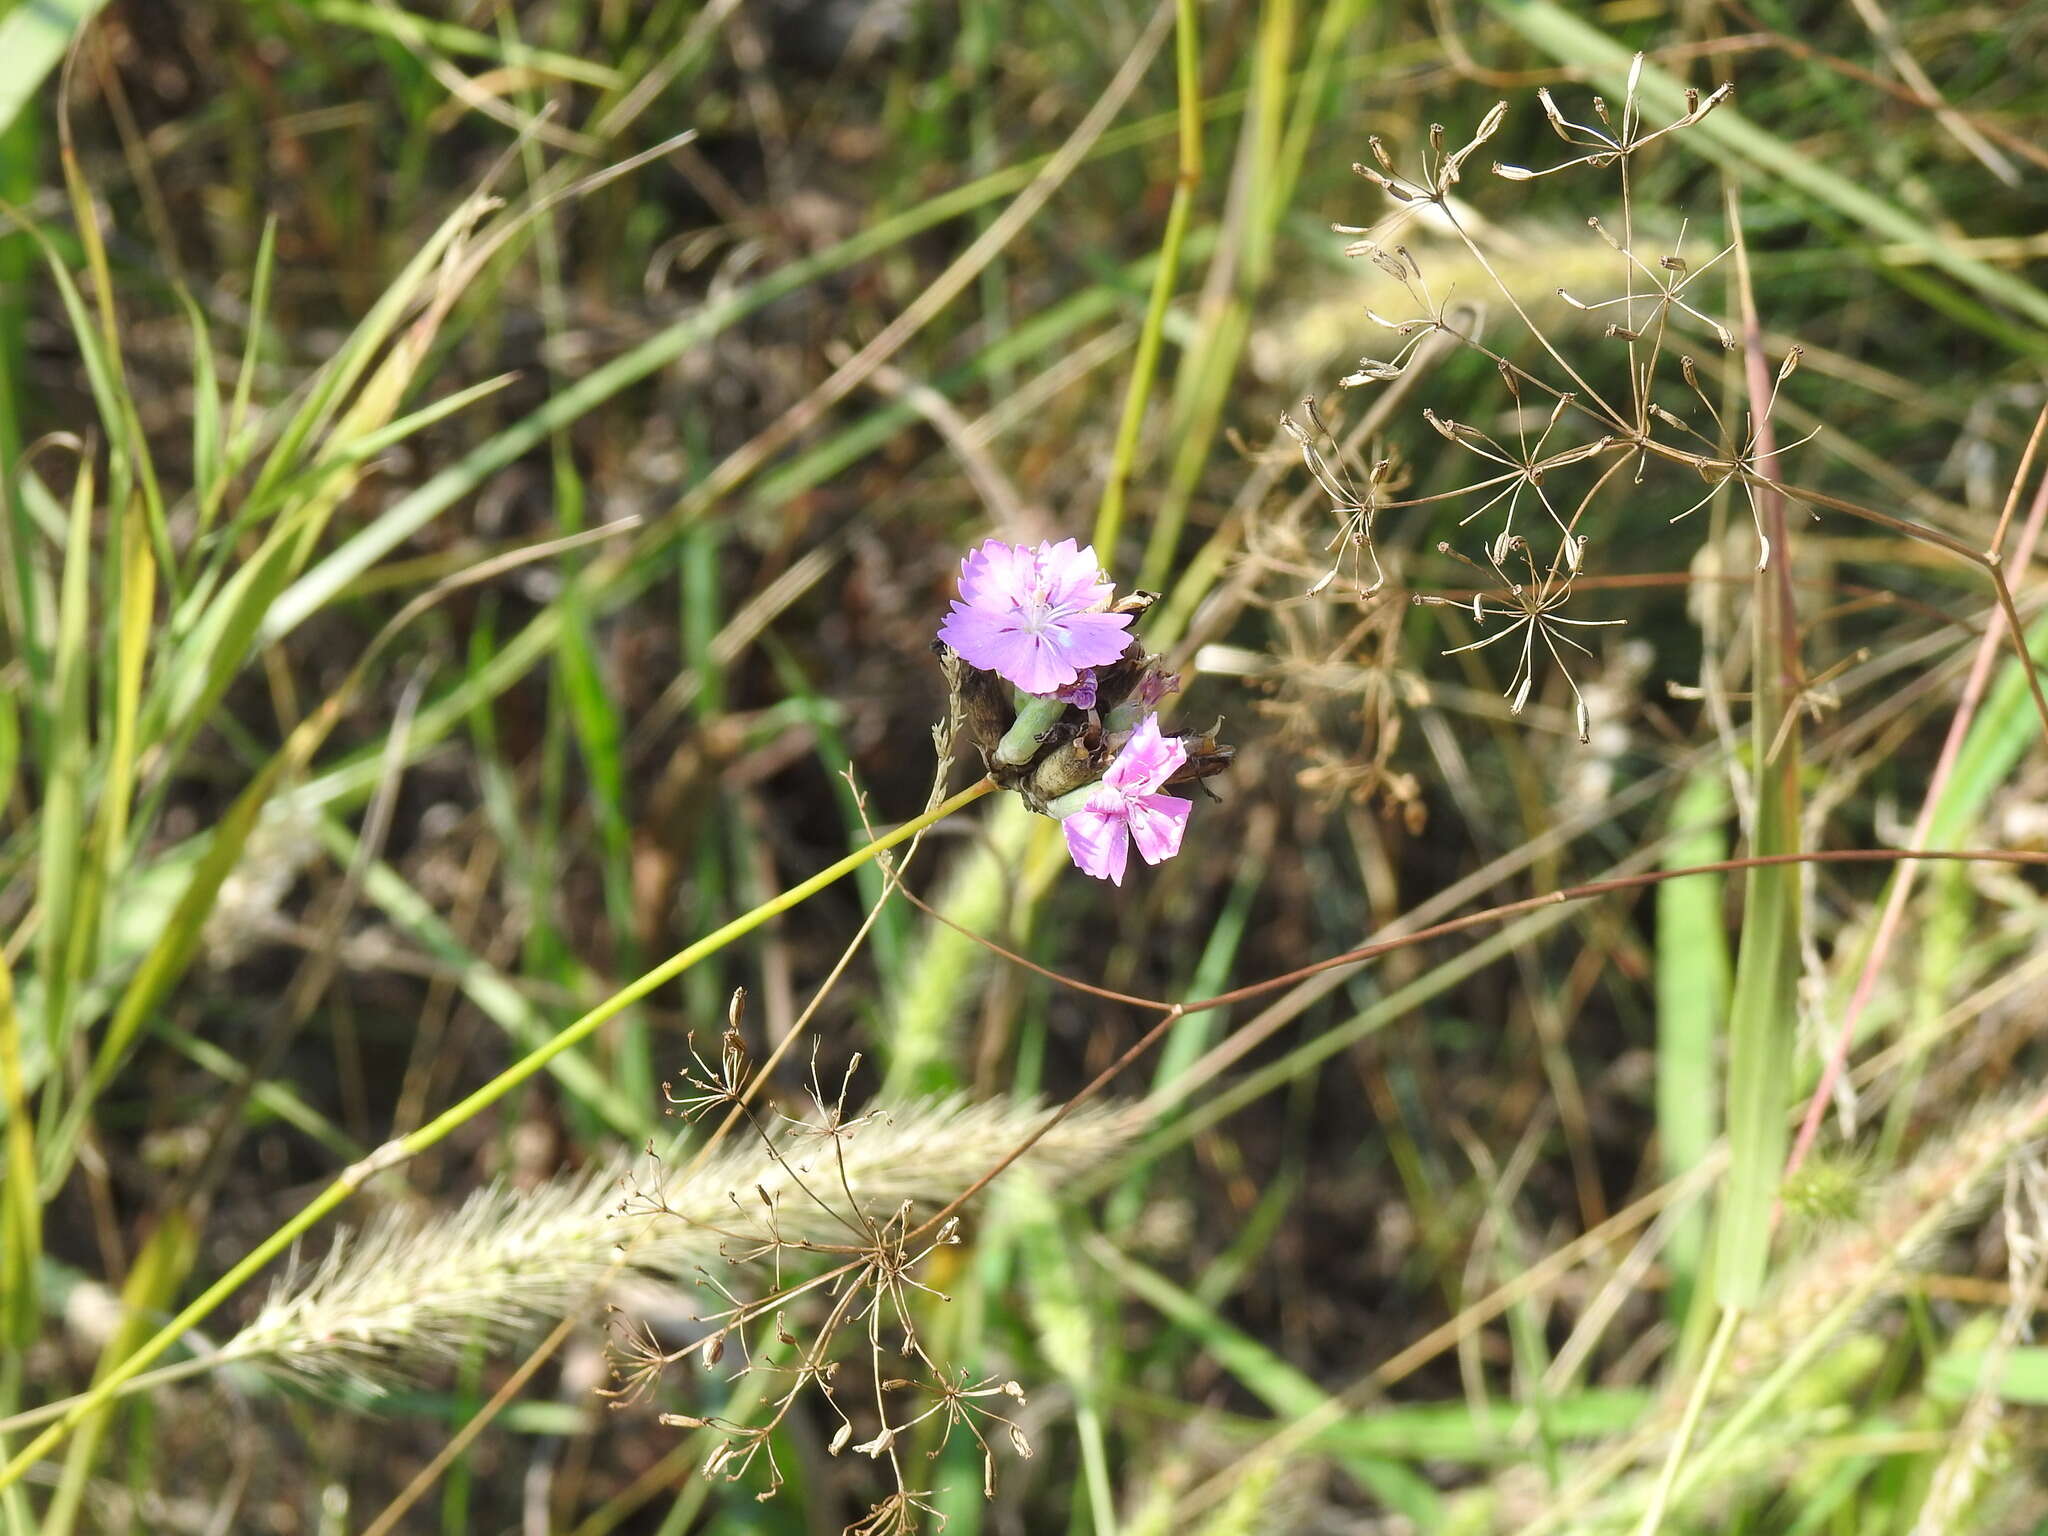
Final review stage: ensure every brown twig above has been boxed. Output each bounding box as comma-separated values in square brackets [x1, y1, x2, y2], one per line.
[904, 844, 2048, 1248]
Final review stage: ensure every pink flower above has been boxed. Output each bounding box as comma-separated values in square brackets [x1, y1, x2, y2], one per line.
[937, 538, 1133, 696]
[1059, 715, 1193, 885]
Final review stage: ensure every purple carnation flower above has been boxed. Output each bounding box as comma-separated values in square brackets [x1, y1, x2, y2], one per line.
[937, 538, 1134, 696]
[1059, 714, 1192, 886]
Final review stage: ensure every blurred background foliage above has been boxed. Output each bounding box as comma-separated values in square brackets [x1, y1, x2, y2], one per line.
[3, 0, 2048, 1531]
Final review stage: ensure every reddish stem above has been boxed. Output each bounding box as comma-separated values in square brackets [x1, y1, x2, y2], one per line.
[1785, 409, 2048, 1178]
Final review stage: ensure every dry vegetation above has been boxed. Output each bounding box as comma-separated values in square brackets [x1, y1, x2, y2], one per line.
[4, 1, 2048, 1532]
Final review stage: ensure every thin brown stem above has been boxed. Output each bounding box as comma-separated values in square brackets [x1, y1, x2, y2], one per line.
[1787, 430, 2048, 1179]
[1987, 405, 2048, 557]
[1633, 438, 2048, 748]
[903, 844, 2048, 1250]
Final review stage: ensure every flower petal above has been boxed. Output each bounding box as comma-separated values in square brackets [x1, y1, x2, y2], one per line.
[1103, 713, 1187, 794]
[1046, 609, 1134, 673]
[1037, 538, 1113, 612]
[937, 603, 1031, 675]
[957, 540, 1034, 608]
[1054, 671, 1099, 709]
[1004, 632, 1076, 695]
[1061, 803, 1130, 885]
[1126, 793, 1191, 866]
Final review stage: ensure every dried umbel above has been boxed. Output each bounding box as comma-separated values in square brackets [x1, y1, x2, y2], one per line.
[596, 1007, 1140, 1530]
[933, 538, 1233, 883]
[1292, 60, 1753, 747]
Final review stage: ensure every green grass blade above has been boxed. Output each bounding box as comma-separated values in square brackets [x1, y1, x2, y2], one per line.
[0, 955, 38, 1348]
[0, 0, 106, 138]
[1927, 614, 2048, 848]
[217, 214, 277, 509]
[48, 492, 155, 1137]
[1091, 1235, 1442, 1524]
[32, 455, 93, 1062]
[1657, 771, 1731, 1310]
[1714, 203, 1806, 1313]
[175, 287, 223, 522]
[305, 0, 624, 88]
[1711, 701, 1801, 1309]
[1092, 0, 1203, 562]
[207, 372, 517, 553]
[238, 190, 484, 516]
[1713, 757, 1801, 1312]
[1927, 1345, 2048, 1406]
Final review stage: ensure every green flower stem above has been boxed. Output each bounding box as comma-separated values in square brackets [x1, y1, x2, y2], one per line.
[996, 693, 1067, 765]
[0, 775, 996, 1491]
[1041, 784, 1095, 820]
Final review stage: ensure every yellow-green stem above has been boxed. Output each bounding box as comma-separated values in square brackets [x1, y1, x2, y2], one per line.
[1633, 1303, 1740, 1535]
[1091, 0, 1202, 562]
[0, 776, 996, 1492]
[1135, 0, 1298, 595]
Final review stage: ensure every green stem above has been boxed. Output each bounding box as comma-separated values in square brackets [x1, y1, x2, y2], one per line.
[1633, 1304, 1740, 1535]
[1135, 0, 1300, 595]
[1076, 1398, 1120, 1536]
[997, 693, 1070, 765]
[0, 776, 997, 1492]
[1091, 0, 1202, 563]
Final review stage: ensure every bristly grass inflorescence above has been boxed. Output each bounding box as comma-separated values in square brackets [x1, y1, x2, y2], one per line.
[225, 1081, 1131, 1402]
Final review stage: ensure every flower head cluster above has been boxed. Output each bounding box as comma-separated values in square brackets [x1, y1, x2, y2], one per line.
[934, 538, 1231, 883]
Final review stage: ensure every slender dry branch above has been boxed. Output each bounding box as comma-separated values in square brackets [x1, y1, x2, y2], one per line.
[896, 844, 2048, 1253]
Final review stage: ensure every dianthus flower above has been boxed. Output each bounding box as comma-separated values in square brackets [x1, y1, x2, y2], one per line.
[1057, 715, 1191, 886]
[936, 538, 1133, 696]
